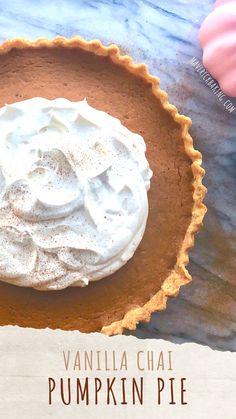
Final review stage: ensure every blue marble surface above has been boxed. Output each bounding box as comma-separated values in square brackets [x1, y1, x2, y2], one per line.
[0, 0, 235, 351]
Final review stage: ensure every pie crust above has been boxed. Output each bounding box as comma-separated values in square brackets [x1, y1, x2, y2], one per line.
[0, 37, 207, 335]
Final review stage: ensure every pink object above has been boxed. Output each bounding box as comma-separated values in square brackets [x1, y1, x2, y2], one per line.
[215, 0, 235, 6]
[199, 0, 236, 97]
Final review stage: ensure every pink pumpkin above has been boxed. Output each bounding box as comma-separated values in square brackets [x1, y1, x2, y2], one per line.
[199, 0, 236, 97]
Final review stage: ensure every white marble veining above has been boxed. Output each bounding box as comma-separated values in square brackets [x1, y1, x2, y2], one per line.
[0, 0, 235, 351]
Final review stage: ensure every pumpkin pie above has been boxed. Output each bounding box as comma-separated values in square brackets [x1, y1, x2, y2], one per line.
[0, 37, 206, 335]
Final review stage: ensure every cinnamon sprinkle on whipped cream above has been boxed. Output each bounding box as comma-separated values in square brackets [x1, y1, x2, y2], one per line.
[0, 98, 152, 290]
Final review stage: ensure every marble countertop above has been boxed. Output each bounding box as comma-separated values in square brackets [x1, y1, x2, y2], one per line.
[0, 0, 235, 351]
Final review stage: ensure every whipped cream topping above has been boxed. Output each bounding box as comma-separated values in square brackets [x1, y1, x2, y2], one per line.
[0, 98, 152, 290]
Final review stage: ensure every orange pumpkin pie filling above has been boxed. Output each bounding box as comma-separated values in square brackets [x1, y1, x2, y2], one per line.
[0, 38, 206, 335]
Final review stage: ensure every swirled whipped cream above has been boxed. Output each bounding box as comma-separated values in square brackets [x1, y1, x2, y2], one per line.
[0, 97, 152, 290]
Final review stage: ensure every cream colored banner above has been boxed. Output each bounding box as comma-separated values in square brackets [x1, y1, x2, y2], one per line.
[0, 326, 235, 419]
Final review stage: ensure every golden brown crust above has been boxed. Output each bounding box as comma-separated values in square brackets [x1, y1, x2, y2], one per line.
[0, 36, 207, 335]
